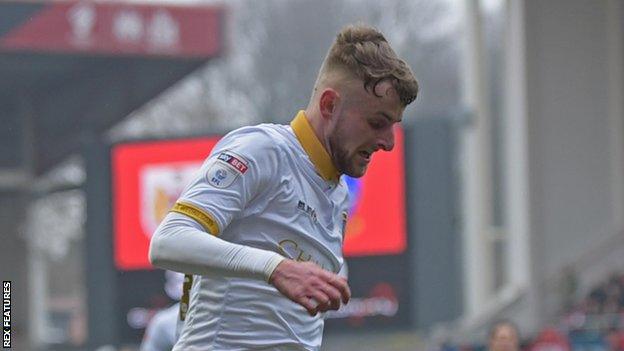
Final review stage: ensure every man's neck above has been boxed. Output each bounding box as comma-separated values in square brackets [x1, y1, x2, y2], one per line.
[303, 107, 331, 156]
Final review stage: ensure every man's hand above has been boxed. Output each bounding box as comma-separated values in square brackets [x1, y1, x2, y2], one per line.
[268, 260, 351, 316]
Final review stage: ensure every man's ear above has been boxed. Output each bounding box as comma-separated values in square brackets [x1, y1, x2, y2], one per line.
[319, 89, 339, 120]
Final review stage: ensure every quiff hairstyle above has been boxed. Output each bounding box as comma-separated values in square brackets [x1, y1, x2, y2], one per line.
[317, 24, 419, 107]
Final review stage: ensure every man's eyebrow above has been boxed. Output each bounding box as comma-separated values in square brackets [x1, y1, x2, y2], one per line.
[379, 111, 402, 123]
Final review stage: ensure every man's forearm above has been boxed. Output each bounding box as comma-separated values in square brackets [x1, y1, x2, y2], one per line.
[149, 212, 284, 282]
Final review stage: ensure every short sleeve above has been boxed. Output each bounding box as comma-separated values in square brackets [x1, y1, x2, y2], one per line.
[172, 127, 282, 235]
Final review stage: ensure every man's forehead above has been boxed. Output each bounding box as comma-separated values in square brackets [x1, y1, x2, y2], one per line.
[372, 79, 399, 97]
[372, 82, 404, 120]
[338, 77, 404, 117]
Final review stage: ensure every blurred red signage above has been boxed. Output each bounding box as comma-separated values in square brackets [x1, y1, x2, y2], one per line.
[342, 127, 407, 256]
[112, 137, 220, 271]
[112, 130, 407, 271]
[0, 2, 222, 58]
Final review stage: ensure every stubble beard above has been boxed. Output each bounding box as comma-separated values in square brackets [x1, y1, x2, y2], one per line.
[328, 124, 365, 178]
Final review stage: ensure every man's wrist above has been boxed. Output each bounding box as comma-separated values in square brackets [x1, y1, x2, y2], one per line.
[264, 254, 286, 283]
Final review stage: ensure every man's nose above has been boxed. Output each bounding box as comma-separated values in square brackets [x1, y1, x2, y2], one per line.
[377, 127, 395, 151]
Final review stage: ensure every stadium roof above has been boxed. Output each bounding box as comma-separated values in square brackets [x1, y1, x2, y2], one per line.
[0, 0, 224, 175]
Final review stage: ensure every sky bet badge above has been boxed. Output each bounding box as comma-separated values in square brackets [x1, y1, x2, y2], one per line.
[206, 151, 249, 188]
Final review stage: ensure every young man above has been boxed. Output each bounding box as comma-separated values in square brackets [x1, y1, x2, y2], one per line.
[149, 24, 419, 350]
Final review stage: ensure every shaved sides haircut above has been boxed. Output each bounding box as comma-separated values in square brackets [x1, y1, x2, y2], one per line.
[316, 24, 419, 107]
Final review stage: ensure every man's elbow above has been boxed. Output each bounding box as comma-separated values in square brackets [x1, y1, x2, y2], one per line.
[148, 234, 164, 267]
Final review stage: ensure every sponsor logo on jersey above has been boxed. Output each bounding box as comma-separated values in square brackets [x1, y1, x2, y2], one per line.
[217, 152, 248, 174]
[297, 200, 318, 222]
[206, 151, 249, 188]
[278, 239, 334, 272]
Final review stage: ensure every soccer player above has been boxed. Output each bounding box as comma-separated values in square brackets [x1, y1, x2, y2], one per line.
[149, 23, 419, 350]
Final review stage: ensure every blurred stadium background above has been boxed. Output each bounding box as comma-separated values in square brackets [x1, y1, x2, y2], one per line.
[1, 0, 624, 350]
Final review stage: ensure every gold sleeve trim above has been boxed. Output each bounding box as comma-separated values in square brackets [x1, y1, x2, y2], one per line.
[170, 201, 220, 236]
[171, 201, 219, 321]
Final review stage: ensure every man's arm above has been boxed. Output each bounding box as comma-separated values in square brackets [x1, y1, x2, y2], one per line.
[149, 212, 284, 281]
[149, 212, 350, 315]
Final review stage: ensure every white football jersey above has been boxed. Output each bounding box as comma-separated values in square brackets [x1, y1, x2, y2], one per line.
[171, 111, 350, 351]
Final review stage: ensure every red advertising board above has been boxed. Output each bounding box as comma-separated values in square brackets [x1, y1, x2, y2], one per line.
[1, 2, 222, 58]
[112, 129, 407, 271]
[112, 137, 220, 271]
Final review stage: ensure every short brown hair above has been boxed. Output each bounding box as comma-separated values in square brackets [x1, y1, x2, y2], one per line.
[320, 24, 419, 106]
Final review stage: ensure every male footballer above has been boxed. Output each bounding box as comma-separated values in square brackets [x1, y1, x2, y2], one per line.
[149, 23, 419, 350]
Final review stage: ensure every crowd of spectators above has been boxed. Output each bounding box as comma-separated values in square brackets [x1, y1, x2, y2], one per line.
[556, 272, 624, 350]
[560, 273, 624, 333]
[439, 273, 624, 351]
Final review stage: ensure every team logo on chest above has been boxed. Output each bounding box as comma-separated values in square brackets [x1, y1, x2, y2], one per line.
[297, 200, 318, 222]
[206, 151, 249, 188]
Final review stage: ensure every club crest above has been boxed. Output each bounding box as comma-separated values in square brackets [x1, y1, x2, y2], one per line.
[140, 162, 202, 237]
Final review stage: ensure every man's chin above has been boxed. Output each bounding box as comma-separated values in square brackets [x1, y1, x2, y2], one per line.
[343, 165, 367, 178]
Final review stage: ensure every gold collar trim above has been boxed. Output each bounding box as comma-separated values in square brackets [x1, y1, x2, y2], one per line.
[290, 110, 340, 182]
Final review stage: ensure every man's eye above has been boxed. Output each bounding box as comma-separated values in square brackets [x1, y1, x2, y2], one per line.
[369, 120, 385, 129]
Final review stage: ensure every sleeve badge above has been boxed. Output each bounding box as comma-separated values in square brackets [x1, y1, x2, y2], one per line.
[205, 152, 249, 188]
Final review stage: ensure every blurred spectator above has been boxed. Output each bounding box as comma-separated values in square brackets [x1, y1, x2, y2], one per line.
[488, 320, 520, 351]
[436, 273, 624, 351]
[561, 272, 624, 332]
[530, 327, 570, 351]
[606, 328, 624, 351]
[140, 302, 180, 351]
[140, 271, 184, 351]
[559, 266, 578, 312]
